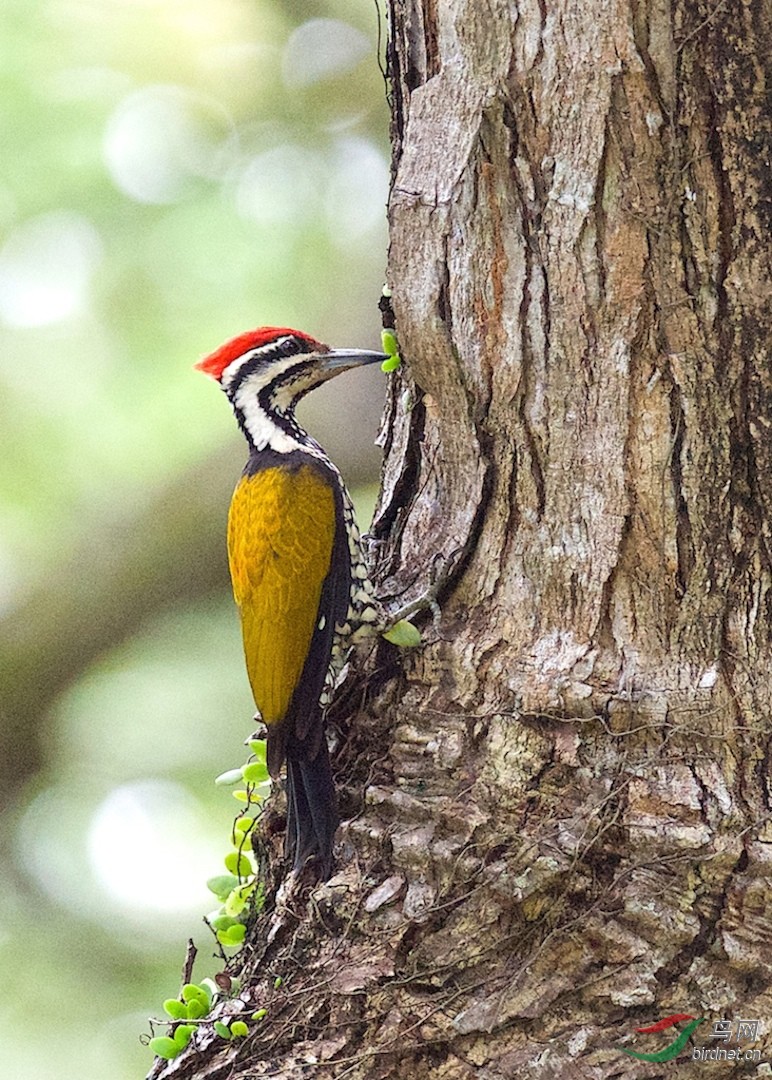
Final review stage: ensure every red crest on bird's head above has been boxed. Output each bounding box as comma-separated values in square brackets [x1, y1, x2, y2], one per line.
[195, 327, 324, 381]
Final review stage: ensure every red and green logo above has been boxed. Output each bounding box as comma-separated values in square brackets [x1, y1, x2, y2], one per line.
[618, 1014, 705, 1063]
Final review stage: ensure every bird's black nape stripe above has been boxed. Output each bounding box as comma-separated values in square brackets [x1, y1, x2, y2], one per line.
[258, 356, 319, 404]
[228, 349, 321, 450]
[226, 335, 316, 397]
[253, 362, 318, 445]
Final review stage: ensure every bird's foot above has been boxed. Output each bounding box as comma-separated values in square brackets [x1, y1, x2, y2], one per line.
[381, 547, 463, 641]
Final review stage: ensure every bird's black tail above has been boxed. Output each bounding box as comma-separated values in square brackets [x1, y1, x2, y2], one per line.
[285, 736, 338, 878]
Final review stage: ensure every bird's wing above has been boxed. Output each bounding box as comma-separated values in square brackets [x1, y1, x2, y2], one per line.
[227, 461, 339, 740]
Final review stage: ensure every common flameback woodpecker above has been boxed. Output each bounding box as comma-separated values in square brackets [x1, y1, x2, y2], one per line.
[196, 327, 388, 878]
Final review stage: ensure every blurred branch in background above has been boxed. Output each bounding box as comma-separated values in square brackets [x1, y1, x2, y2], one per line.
[1, 446, 235, 806]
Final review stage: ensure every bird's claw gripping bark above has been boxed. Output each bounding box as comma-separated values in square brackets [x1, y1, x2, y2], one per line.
[383, 546, 463, 634]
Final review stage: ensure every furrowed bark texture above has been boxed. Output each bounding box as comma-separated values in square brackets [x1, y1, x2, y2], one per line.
[152, 1, 770, 1078]
[369, 0, 772, 1072]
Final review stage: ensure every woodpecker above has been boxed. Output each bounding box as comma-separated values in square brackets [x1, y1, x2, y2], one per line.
[196, 327, 388, 878]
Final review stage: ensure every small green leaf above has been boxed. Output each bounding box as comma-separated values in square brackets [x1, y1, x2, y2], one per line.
[224, 852, 252, 877]
[230, 1021, 249, 1038]
[232, 789, 249, 803]
[248, 739, 267, 763]
[225, 882, 255, 917]
[185, 998, 207, 1020]
[380, 328, 402, 370]
[382, 619, 421, 647]
[182, 983, 208, 1006]
[214, 1021, 232, 1040]
[149, 1036, 181, 1060]
[217, 923, 246, 947]
[199, 978, 218, 1004]
[173, 1024, 195, 1049]
[252, 1008, 267, 1021]
[232, 816, 253, 835]
[381, 329, 398, 354]
[381, 353, 401, 372]
[273, 976, 283, 989]
[163, 998, 187, 1020]
[208, 912, 238, 931]
[207, 874, 240, 899]
[242, 761, 269, 784]
[225, 892, 247, 917]
[215, 768, 244, 786]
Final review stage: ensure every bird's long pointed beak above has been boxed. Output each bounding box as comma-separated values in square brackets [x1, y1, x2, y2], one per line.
[320, 347, 390, 374]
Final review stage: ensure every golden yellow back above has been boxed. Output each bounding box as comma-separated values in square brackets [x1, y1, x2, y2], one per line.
[227, 464, 336, 726]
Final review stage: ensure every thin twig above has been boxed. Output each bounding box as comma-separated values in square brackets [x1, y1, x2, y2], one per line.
[181, 938, 197, 987]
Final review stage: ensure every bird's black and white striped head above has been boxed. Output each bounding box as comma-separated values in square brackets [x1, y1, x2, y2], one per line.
[196, 326, 387, 453]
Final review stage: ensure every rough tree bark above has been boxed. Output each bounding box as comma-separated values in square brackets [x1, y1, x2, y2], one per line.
[153, 0, 770, 1076]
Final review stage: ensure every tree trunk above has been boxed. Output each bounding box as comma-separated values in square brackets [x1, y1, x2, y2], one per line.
[154, 0, 771, 1076]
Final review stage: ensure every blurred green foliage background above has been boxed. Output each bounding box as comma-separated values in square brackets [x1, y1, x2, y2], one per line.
[0, 1, 388, 1075]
